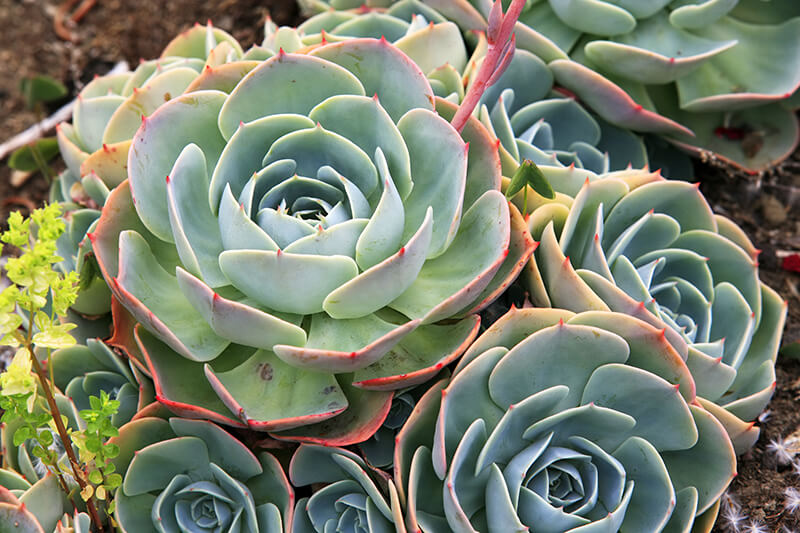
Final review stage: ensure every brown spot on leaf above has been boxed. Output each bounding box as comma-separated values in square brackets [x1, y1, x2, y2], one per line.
[257, 363, 273, 381]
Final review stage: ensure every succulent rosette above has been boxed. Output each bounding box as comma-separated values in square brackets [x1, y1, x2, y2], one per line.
[289, 444, 405, 531]
[395, 307, 736, 532]
[109, 417, 293, 532]
[0, 473, 91, 533]
[1, 392, 82, 489]
[273, 0, 469, 75]
[518, 168, 786, 452]
[90, 37, 531, 443]
[359, 378, 440, 468]
[55, 24, 247, 198]
[473, 44, 648, 175]
[305, 0, 800, 172]
[47, 339, 156, 426]
[52, 24, 253, 317]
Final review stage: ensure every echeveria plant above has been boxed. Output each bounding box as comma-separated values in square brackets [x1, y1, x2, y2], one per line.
[47, 339, 155, 427]
[395, 307, 736, 532]
[302, 0, 800, 173]
[289, 444, 405, 531]
[109, 417, 293, 532]
[519, 167, 786, 452]
[90, 37, 531, 443]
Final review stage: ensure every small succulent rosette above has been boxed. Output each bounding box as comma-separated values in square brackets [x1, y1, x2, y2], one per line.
[55, 23, 246, 199]
[518, 168, 786, 452]
[471, 42, 654, 176]
[52, 24, 248, 317]
[395, 307, 736, 533]
[359, 377, 442, 469]
[289, 444, 405, 532]
[47, 338, 156, 426]
[269, 0, 469, 75]
[90, 36, 532, 443]
[109, 417, 293, 532]
[0, 473, 91, 533]
[1, 391, 82, 491]
[306, 0, 800, 172]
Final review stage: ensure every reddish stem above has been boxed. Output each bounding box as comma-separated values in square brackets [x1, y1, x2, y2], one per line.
[450, 0, 527, 133]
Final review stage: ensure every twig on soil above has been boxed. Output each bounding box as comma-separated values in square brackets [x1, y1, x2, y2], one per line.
[1, 196, 37, 214]
[54, 0, 97, 42]
[0, 61, 129, 161]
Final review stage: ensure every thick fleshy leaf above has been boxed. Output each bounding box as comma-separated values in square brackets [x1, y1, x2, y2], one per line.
[549, 60, 694, 136]
[205, 349, 348, 431]
[488, 321, 629, 409]
[311, 38, 435, 122]
[117, 230, 229, 362]
[219, 250, 358, 315]
[271, 379, 393, 446]
[136, 327, 247, 427]
[217, 51, 364, 139]
[660, 405, 736, 514]
[129, 90, 228, 241]
[398, 108, 468, 258]
[175, 267, 307, 350]
[390, 191, 509, 323]
[209, 113, 315, 213]
[325, 209, 433, 319]
[353, 315, 480, 391]
[103, 67, 199, 144]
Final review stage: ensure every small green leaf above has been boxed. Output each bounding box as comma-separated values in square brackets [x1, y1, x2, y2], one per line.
[38, 429, 54, 447]
[20, 75, 68, 109]
[8, 137, 60, 172]
[13, 426, 33, 446]
[104, 443, 120, 458]
[105, 473, 122, 489]
[88, 469, 103, 484]
[505, 159, 555, 200]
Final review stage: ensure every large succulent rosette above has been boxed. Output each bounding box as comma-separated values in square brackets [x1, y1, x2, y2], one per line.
[519, 168, 786, 452]
[109, 417, 293, 532]
[289, 444, 405, 532]
[91, 38, 532, 443]
[304, 0, 800, 172]
[395, 307, 736, 532]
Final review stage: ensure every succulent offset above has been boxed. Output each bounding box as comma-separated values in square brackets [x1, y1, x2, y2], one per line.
[519, 167, 786, 452]
[90, 37, 531, 442]
[290, 444, 405, 531]
[302, 0, 800, 173]
[395, 307, 736, 532]
[109, 417, 293, 532]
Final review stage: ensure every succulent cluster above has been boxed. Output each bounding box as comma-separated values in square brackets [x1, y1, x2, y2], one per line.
[302, 0, 800, 173]
[0, 1, 790, 532]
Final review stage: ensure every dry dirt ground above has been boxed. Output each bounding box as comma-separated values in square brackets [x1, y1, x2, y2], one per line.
[1, 1, 799, 531]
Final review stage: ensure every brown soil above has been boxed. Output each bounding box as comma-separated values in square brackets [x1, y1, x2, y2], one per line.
[1, 1, 799, 531]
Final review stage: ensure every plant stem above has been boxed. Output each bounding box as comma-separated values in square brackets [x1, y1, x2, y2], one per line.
[25, 305, 105, 532]
[450, 0, 526, 133]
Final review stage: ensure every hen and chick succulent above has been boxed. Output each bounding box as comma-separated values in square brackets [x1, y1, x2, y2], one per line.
[0, 0, 791, 532]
